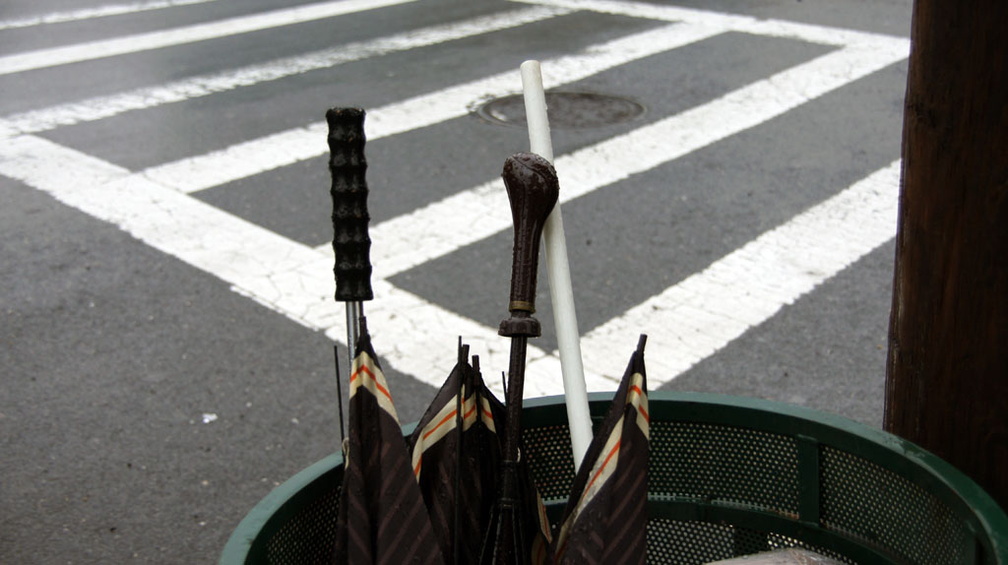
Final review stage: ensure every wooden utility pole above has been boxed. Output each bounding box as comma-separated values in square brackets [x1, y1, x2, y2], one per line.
[885, 0, 1008, 508]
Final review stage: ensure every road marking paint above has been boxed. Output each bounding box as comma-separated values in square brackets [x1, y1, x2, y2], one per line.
[579, 161, 901, 383]
[0, 0, 216, 31]
[356, 40, 907, 280]
[0, 134, 899, 396]
[0, 134, 597, 396]
[516, 0, 906, 47]
[0, 3, 910, 396]
[0, 136, 333, 327]
[0, 0, 414, 76]
[347, 279, 614, 398]
[140, 22, 723, 193]
[0, 5, 568, 137]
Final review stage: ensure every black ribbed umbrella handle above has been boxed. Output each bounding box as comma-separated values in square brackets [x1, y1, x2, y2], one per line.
[327, 107, 373, 447]
[327, 107, 374, 303]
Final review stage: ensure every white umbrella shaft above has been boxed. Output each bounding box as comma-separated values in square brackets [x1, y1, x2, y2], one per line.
[520, 60, 592, 471]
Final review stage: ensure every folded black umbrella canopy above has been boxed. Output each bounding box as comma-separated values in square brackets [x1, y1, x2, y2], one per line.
[552, 336, 650, 565]
[332, 325, 446, 565]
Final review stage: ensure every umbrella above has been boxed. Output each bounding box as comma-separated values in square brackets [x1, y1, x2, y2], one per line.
[477, 361, 554, 565]
[408, 340, 554, 565]
[488, 63, 649, 564]
[325, 61, 649, 563]
[485, 151, 560, 564]
[407, 341, 490, 564]
[331, 323, 446, 564]
[519, 60, 593, 470]
[328, 107, 445, 564]
[551, 335, 650, 565]
[327, 106, 373, 441]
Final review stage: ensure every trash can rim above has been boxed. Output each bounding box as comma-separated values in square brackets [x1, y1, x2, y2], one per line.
[221, 392, 1008, 564]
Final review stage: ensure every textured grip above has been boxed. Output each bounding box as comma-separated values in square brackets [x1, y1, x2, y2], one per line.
[327, 107, 373, 302]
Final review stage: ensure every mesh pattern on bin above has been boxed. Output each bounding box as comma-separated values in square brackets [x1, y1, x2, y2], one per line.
[644, 519, 855, 564]
[820, 446, 972, 564]
[239, 399, 1001, 564]
[646, 518, 738, 564]
[649, 421, 799, 515]
[523, 423, 577, 502]
[266, 480, 342, 564]
[764, 532, 855, 564]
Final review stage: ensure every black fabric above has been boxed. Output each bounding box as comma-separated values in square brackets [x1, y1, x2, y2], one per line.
[332, 331, 445, 564]
[552, 336, 650, 564]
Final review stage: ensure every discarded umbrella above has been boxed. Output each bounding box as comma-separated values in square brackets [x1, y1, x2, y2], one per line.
[485, 151, 561, 565]
[328, 107, 445, 564]
[327, 106, 372, 441]
[552, 335, 650, 565]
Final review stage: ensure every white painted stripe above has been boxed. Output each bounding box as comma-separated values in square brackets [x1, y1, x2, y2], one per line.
[350, 280, 614, 398]
[0, 134, 899, 397]
[516, 0, 907, 46]
[0, 6, 910, 398]
[0, 0, 216, 31]
[0, 134, 592, 397]
[356, 38, 907, 390]
[0, 135, 337, 328]
[0, 0, 414, 76]
[141, 22, 723, 193]
[0, 6, 568, 137]
[579, 161, 901, 383]
[359, 40, 908, 281]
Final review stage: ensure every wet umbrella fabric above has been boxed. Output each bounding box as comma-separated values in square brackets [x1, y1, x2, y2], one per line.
[551, 336, 650, 565]
[477, 372, 554, 565]
[407, 343, 496, 565]
[332, 329, 445, 565]
[407, 340, 554, 565]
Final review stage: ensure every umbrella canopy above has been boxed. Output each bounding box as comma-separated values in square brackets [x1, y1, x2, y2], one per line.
[484, 151, 560, 565]
[478, 370, 555, 565]
[552, 335, 650, 565]
[408, 341, 554, 565]
[332, 323, 445, 565]
[408, 342, 494, 564]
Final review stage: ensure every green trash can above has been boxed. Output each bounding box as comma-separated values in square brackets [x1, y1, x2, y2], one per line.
[221, 392, 1008, 564]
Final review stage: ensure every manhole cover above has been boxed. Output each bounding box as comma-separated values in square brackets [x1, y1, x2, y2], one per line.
[476, 91, 645, 129]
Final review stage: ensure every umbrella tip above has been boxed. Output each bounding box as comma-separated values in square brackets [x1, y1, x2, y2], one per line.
[636, 333, 648, 354]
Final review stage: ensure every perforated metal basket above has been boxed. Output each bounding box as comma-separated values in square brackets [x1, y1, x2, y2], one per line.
[221, 392, 1008, 564]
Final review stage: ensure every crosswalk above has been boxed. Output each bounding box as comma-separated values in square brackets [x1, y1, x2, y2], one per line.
[0, 0, 217, 31]
[0, 0, 908, 400]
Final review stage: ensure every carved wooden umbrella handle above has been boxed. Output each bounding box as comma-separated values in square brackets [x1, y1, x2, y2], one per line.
[499, 152, 559, 338]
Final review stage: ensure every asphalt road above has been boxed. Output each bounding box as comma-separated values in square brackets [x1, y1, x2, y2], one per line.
[1, 0, 912, 562]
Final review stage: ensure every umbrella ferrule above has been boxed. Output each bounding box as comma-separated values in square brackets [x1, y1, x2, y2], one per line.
[499, 312, 541, 338]
[497, 459, 519, 509]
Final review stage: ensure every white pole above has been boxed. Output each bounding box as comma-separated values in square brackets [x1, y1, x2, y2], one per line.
[520, 60, 593, 471]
